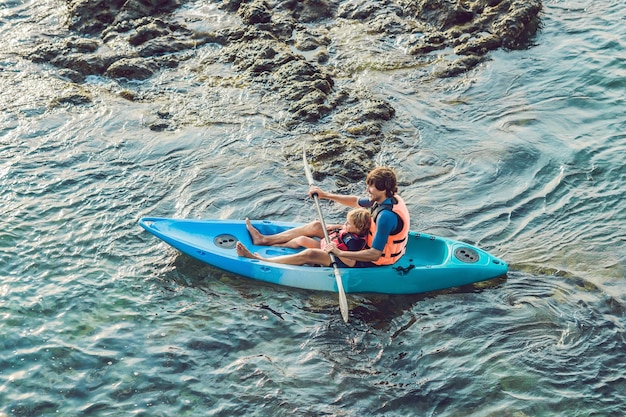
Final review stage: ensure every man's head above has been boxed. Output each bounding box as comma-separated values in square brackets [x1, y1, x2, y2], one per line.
[366, 167, 398, 198]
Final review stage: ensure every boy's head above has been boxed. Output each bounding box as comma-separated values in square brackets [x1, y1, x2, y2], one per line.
[348, 208, 371, 236]
[366, 167, 398, 198]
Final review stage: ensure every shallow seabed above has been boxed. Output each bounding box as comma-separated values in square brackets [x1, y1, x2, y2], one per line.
[1, 0, 624, 416]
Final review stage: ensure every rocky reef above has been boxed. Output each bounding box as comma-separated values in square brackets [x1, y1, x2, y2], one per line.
[27, 0, 541, 184]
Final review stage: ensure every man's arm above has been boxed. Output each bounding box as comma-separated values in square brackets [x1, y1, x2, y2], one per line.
[309, 186, 360, 208]
[369, 210, 397, 251]
[324, 244, 383, 263]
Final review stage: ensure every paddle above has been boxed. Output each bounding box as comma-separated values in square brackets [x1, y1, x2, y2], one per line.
[302, 145, 349, 323]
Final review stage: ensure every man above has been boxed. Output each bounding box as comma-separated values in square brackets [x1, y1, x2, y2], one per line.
[241, 167, 410, 267]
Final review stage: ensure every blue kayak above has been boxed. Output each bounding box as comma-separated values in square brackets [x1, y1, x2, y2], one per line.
[139, 217, 508, 295]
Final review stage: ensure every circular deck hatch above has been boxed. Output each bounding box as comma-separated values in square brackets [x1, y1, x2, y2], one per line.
[454, 247, 479, 263]
[214, 234, 237, 249]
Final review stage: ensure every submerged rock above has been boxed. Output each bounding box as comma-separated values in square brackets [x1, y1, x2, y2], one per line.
[49, 84, 92, 107]
[26, 0, 542, 183]
[105, 57, 157, 80]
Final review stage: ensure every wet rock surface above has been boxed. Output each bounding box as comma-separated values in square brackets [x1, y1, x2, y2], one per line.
[26, 0, 541, 184]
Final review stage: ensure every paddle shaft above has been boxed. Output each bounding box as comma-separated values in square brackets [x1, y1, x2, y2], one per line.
[310, 193, 335, 254]
[303, 147, 349, 323]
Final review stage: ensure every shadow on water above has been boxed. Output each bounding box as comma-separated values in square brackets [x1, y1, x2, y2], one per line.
[155, 252, 511, 320]
[151, 252, 625, 328]
[347, 275, 508, 330]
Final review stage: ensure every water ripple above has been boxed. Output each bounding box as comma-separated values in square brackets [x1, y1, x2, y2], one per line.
[1, 1, 625, 416]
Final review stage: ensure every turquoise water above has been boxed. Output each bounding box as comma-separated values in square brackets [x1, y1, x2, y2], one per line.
[1, 0, 624, 416]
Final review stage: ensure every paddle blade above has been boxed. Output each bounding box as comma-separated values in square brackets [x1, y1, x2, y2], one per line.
[302, 145, 315, 186]
[334, 269, 349, 323]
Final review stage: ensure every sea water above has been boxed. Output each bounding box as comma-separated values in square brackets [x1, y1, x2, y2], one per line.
[0, 0, 624, 415]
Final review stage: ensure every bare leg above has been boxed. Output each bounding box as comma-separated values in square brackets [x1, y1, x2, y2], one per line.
[282, 236, 320, 249]
[236, 242, 332, 266]
[245, 218, 324, 246]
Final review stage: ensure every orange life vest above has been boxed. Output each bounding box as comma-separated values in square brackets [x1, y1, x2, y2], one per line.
[366, 195, 410, 265]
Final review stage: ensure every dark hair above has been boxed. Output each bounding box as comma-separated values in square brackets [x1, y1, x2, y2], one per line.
[366, 167, 398, 198]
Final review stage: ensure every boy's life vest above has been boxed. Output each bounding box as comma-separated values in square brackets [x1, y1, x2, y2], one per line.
[321, 229, 367, 252]
[367, 195, 410, 265]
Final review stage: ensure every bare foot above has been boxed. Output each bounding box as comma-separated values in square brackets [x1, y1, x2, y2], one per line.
[245, 218, 268, 245]
[236, 241, 262, 260]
